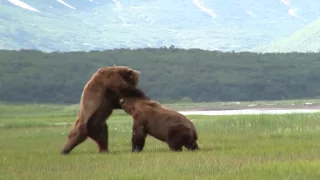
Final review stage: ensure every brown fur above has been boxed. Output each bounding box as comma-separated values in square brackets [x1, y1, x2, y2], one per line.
[119, 97, 199, 152]
[60, 66, 148, 155]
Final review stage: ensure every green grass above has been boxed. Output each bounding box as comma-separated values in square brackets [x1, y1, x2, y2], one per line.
[1, 103, 320, 179]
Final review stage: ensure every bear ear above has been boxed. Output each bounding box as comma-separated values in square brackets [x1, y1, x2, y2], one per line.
[127, 70, 133, 79]
[126, 69, 134, 80]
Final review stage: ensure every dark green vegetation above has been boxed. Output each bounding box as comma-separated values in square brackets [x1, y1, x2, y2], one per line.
[1, 49, 320, 104]
[1, 0, 319, 52]
[1, 104, 320, 179]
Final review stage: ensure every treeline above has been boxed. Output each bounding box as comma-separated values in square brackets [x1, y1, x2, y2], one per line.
[0, 47, 320, 104]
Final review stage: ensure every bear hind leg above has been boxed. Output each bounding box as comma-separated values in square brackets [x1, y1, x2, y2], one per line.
[184, 130, 199, 151]
[167, 139, 183, 152]
[184, 140, 199, 151]
[61, 120, 88, 155]
[87, 123, 109, 153]
[87, 107, 111, 153]
[167, 124, 186, 152]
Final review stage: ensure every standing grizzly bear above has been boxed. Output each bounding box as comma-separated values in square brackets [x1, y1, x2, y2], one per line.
[60, 66, 148, 155]
[118, 97, 199, 152]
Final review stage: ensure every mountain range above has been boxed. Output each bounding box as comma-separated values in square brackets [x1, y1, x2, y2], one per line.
[1, 0, 320, 52]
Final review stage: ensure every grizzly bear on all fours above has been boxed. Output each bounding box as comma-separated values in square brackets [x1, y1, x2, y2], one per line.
[60, 66, 149, 155]
[118, 97, 199, 152]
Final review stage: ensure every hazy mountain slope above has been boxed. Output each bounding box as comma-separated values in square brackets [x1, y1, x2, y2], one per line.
[1, 0, 320, 52]
[252, 18, 320, 53]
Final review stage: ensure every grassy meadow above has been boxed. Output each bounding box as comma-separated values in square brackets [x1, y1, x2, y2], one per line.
[1, 102, 320, 179]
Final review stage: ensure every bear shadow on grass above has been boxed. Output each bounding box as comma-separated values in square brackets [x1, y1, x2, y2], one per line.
[70, 146, 221, 155]
[110, 146, 220, 154]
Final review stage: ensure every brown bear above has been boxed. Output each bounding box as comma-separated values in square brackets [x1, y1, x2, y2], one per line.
[60, 66, 149, 155]
[118, 96, 199, 152]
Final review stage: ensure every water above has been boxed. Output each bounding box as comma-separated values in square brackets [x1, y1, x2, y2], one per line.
[178, 109, 320, 116]
[29, 108, 320, 127]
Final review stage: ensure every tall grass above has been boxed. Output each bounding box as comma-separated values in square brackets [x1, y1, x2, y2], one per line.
[1, 104, 320, 179]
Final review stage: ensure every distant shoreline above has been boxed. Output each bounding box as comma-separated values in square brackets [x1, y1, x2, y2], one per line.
[170, 103, 320, 111]
[1, 99, 320, 114]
